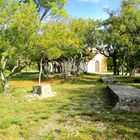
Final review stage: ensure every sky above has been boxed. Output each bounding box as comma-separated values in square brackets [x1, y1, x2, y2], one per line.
[65, 0, 121, 20]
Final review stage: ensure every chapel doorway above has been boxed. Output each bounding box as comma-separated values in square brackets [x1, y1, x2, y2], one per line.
[95, 61, 99, 72]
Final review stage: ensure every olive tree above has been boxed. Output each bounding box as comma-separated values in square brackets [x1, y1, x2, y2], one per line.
[98, 0, 140, 76]
[0, 0, 39, 92]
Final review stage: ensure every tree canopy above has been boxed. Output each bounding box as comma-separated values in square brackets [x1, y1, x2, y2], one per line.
[21, 0, 67, 20]
[0, 0, 140, 92]
[0, 0, 39, 91]
[97, 0, 140, 75]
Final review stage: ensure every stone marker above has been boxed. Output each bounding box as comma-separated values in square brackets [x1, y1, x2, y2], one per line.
[25, 84, 56, 101]
[33, 84, 56, 98]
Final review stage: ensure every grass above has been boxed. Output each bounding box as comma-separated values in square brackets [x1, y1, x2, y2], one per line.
[113, 75, 140, 89]
[0, 72, 139, 139]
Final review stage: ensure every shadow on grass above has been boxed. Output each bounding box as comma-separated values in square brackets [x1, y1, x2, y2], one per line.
[8, 72, 140, 138]
[12, 72, 39, 81]
[55, 75, 140, 138]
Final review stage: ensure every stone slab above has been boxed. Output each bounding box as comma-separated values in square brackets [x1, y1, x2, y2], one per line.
[108, 84, 140, 111]
[108, 84, 140, 99]
[101, 77, 118, 84]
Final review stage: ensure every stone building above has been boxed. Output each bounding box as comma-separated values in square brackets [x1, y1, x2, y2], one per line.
[86, 53, 107, 73]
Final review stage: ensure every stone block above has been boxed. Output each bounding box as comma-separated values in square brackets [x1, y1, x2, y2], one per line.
[33, 84, 55, 98]
[108, 84, 140, 112]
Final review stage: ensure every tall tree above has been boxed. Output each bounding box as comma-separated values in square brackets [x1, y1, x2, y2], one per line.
[98, 0, 140, 76]
[0, 0, 39, 92]
[119, 0, 140, 75]
[67, 18, 97, 76]
[22, 0, 68, 83]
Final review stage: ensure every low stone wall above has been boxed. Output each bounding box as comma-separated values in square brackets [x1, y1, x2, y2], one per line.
[108, 84, 140, 111]
[101, 77, 118, 84]
[101, 76, 140, 111]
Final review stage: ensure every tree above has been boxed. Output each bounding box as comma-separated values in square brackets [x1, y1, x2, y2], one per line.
[32, 18, 98, 79]
[98, 0, 140, 76]
[119, 0, 140, 76]
[0, 0, 39, 92]
[96, 10, 121, 75]
[33, 18, 81, 79]
[67, 18, 97, 76]
[33, 20, 67, 82]
[21, 0, 68, 83]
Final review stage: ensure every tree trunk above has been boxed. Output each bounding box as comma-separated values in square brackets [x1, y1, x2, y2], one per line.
[83, 62, 88, 73]
[71, 58, 76, 76]
[122, 65, 124, 76]
[37, 61, 40, 71]
[39, 58, 43, 85]
[2, 81, 9, 93]
[75, 58, 81, 76]
[76, 63, 80, 76]
[0, 71, 9, 93]
[129, 67, 135, 77]
[63, 59, 68, 79]
[113, 51, 117, 75]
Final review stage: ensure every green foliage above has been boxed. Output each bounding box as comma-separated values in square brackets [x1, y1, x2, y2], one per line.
[0, 0, 39, 91]
[99, 0, 140, 75]
[34, 18, 97, 62]
[22, 0, 67, 20]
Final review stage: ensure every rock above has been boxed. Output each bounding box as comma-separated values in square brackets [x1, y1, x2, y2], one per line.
[25, 85, 56, 101]
[33, 84, 56, 98]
